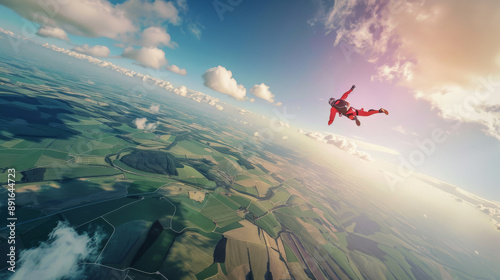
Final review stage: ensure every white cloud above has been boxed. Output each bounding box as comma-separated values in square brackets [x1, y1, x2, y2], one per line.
[9, 222, 102, 280]
[141, 26, 175, 48]
[134, 117, 158, 131]
[250, 83, 275, 103]
[297, 128, 304, 134]
[318, 0, 500, 141]
[166, 64, 187, 75]
[122, 47, 167, 69]
[134, 117, 148, 129]
[36, 26, 68, 41]
[203, 66, 247, 101]
[174, 85, 188, 96]
[150, 104, 160, 113]
[282, 136, 289, 140]
[1, 0, 137, 38]
[145, 122, 159, 131]
[72, 44, 110, 58]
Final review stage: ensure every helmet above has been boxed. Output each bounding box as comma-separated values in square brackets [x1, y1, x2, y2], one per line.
[329, 98, 336, 106]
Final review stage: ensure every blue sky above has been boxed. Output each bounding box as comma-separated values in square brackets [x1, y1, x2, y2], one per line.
[0, 0, 499, 200]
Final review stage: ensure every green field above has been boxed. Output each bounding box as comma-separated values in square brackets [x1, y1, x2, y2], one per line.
[270, 190, 290, 205]
[211, 193, 240, 211]
[232, 183, 258, 196]
[200, 196, 242, 228]
[126, 179, 169, 194]
[283, 240, 299, 262]
[172, 203, 217, 232]
[228, 194, 251, 208]
[214, 221, 244, 233]
[131, 229, 177, 272]
[255, 213, 281, 238]
[195, 263, 219, 280]
[248, 201, 267, 217]
[47, 138, 77, 152]
[0, 149, 44, 171]
[63, 197, 144, 226]
[177, 140, 212, 155]
[160, 231, 221, 279]
[322, 243, 361, 280]
[104, 197, 175, 227]
[41, 166, 122, 181]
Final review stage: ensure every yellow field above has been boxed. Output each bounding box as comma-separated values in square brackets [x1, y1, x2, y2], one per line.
[297, 218, 328, 245]
[235, 178, 271, 196]
[188, 191, 205, 202]
[224, 220, 289, 279]
[164, 231, 215, 275]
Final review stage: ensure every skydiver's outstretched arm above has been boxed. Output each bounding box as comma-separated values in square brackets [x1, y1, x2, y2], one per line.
[328, 106, 338, 125]
[340, 85, 356, 100]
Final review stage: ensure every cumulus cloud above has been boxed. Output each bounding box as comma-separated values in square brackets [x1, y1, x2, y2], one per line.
[250, 83, 276, 103]
[316, 0, 500, 141]
[36, 26, 68, 41]
[122, 47, 167, 69]
[134, 117, 158, 131]
[1, 0, 137, 38]
[174, 85, 188, 96]
[203, 66, 247, 101]
[150, 104, 160, 113]
[9, 222, 102, 280]
[72, 44, 110, 58]
[166, 64, 187, 75]
[141, 26, 175, 48]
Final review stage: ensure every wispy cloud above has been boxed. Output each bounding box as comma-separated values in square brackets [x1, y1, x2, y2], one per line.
[8, 222, 103, 280]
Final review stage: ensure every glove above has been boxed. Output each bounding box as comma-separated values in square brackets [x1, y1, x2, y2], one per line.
[351, 85, 356, 90]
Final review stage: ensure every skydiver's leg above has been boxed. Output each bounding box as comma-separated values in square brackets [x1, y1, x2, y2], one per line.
[345, 108, 361, 126]
[356, 108, 389, 117]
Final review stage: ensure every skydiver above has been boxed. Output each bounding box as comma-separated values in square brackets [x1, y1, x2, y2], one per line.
[328, 85, 389, 126]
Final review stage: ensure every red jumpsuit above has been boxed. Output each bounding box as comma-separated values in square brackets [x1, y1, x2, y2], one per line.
[328, 88, 380, 125]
